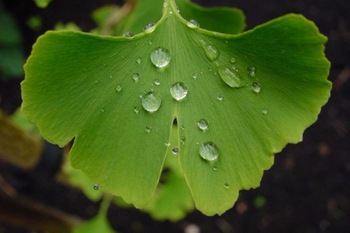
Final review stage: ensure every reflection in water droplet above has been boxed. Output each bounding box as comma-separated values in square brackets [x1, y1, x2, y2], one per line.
[115, 85, 122, 92]
[136, 57, 142, 64]
[197, 119, 208, 131]
[262, 108, 269, 115]
[141, 91, 161, 113]
[247, 66, 256, 77]
[123, 32, 134, 38]
[133, 73, 140, 82]
[217, 94, 224, 101]
[187, 19, 200, 28]
[154, 79, 160, 86]
[204, 45, 220, 61]
[150, 47, 171, 68]
[145, 126, 152, 133]
[199, 142, 219, 161]
[133, 106, 139, 114]
[251, 82, 261, 93]
[93, 184, 100, 190]
[144, 23, 156, 33]
[230, 57, 237, 64]
[170, 82, 188, 101]
[172, 147, 179, 155]
[218, 67, 244, 88]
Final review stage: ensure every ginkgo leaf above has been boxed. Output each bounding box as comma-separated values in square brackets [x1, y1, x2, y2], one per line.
[21, 0, 331, 215]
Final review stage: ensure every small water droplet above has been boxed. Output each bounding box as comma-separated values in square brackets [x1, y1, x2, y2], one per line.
[93, 184, 100, 190]
[172, 147, 179, 155]
[144, 23, 156, 33]
[217, 94, 224, 101]
[187, 19, 200, 28]
[192, 72, 198, 79]
[197, 119, 208, 131]
[115, 85, 122, 92]
[154, 79, 160, 86]
[150, 47, 171, 68]
[101, 109, 105, 113]
[123, 32, 134, 38]
[165, 142, 170, 147]
[133, 106, 139, 114]
[170, 82, 188, 101]
[145, 126, 152, 133]
[218, 67, 244, 88]
[251, 82, 261, 93]
[180, 136, 186, 144]
[247, 66, 256, 77]
[199, 142, 219, 161]
[136, 57, 142, 64]
[141, 91, 162, 113]
[133, 73, 140, 82]
[204, 45, 220, 61]
[230, 57, 237, 64]
[224, 183, 230, 189]
[213, 166, 218, 171]
[262, 108, 269, 115]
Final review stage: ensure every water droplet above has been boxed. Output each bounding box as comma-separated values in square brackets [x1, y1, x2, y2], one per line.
[150, 47, 171, 68]
[180, 136, 186, 144]
[133, 106, 139, 114]
[213, 166, 218, 171]
[172, 147, 179, 155]
[204, 45, 220, 61]
[247, 66, 256, 77]
[165, 142, 170, 147]
[224, 183, 230, 189]
[230, 57, 237, 64]
[144, 23, 156, 33]
[123, 32, 134, 38]
[197, 119, 208, 131]
[218, 67, 244, 88]
[187, 19, 199, 28]
[154, 79, 160, 86]
[133, 73, 140, 82]
[145, 126, 152, 133]
[136, 57, 142, 64]
[192, 72, 198, 79]
[262, 108, 269, 115]
[170, 82, 188, 101]
[199, 142, 219, 161]
[251, 82, 261, 93]
[101, 109, 105, 113]
[217, 94, 224, 101]
[141, 91, 162, 113]
[115, 85, 122, 92]
[93, 184, 100, 190]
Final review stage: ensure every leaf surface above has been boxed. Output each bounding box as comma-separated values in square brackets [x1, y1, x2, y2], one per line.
[22, 0, 331, 215]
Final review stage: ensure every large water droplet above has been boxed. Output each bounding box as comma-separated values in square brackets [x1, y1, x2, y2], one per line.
[93, 184, 100, 190]
[133, 73, 140, 82]
[199, 142, 219, 161]
[141, 91, 161, 113]
[247, 66, 256, 77]
[144, 23, 155, 33]
[123, 32, 134, 38]
[204, 45, 220, 61]
[218, 67, 244, 88]
[170, 82, 188, 101]
[197, 119, 208, 131]
[251, 82, 261, 93]
[115, 85, 122, 92]
[150, 47, 171, 68]
[187, 19, 199, 28]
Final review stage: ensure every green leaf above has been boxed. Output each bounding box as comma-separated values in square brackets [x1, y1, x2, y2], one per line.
[33, 0, 52, 8]
[73, 212, 115, 233]
[22, 0, 331, 215]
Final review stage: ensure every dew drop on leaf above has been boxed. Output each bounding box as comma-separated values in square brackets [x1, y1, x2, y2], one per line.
[199, 142, 219, 161]
[218, 67, 244, 88]
[197, 119, 208, 131]
[180, 136, 186, 144]
[251, 82, 261, 93]
[93, 184, 100, 190]
[192, 72, 198, 79]
[154, 79, 160, 86]
[172, 147, 179, 155]
[150, 47, 171, 68]
[143, 23, 156, 33]
[133, 106, 139, 114]
[217, 94, 224, 101]
[132, 73, 140, 82]
[224, 183, 230, 189]
[165, 142, 170, 147]
[187, 19, 200, 28]
[230, 57, 237, 64]
[170, 82, 188, 101]
[247, 66, 256, 77]
[115, 85, 122, 92]
[204, 45, 220, 61]
[123, 32, 134, 38]
[141, 91, 161, 113]
[262, 108, 269, 115]
[101, 109, 105, 113]
[145, 126, 152, 133]
[136, 57, 142, 64]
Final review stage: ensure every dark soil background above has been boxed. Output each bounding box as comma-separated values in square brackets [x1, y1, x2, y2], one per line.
[1, 0, 350, 232]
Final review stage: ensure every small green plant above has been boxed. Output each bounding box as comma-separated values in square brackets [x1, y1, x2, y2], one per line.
[22, 0, 331, 219]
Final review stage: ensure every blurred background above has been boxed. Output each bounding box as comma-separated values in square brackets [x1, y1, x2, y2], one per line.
[0, 0, 349, 232]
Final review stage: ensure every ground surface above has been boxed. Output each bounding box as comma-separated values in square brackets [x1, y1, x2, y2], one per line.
[1, 0, 349, 232]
